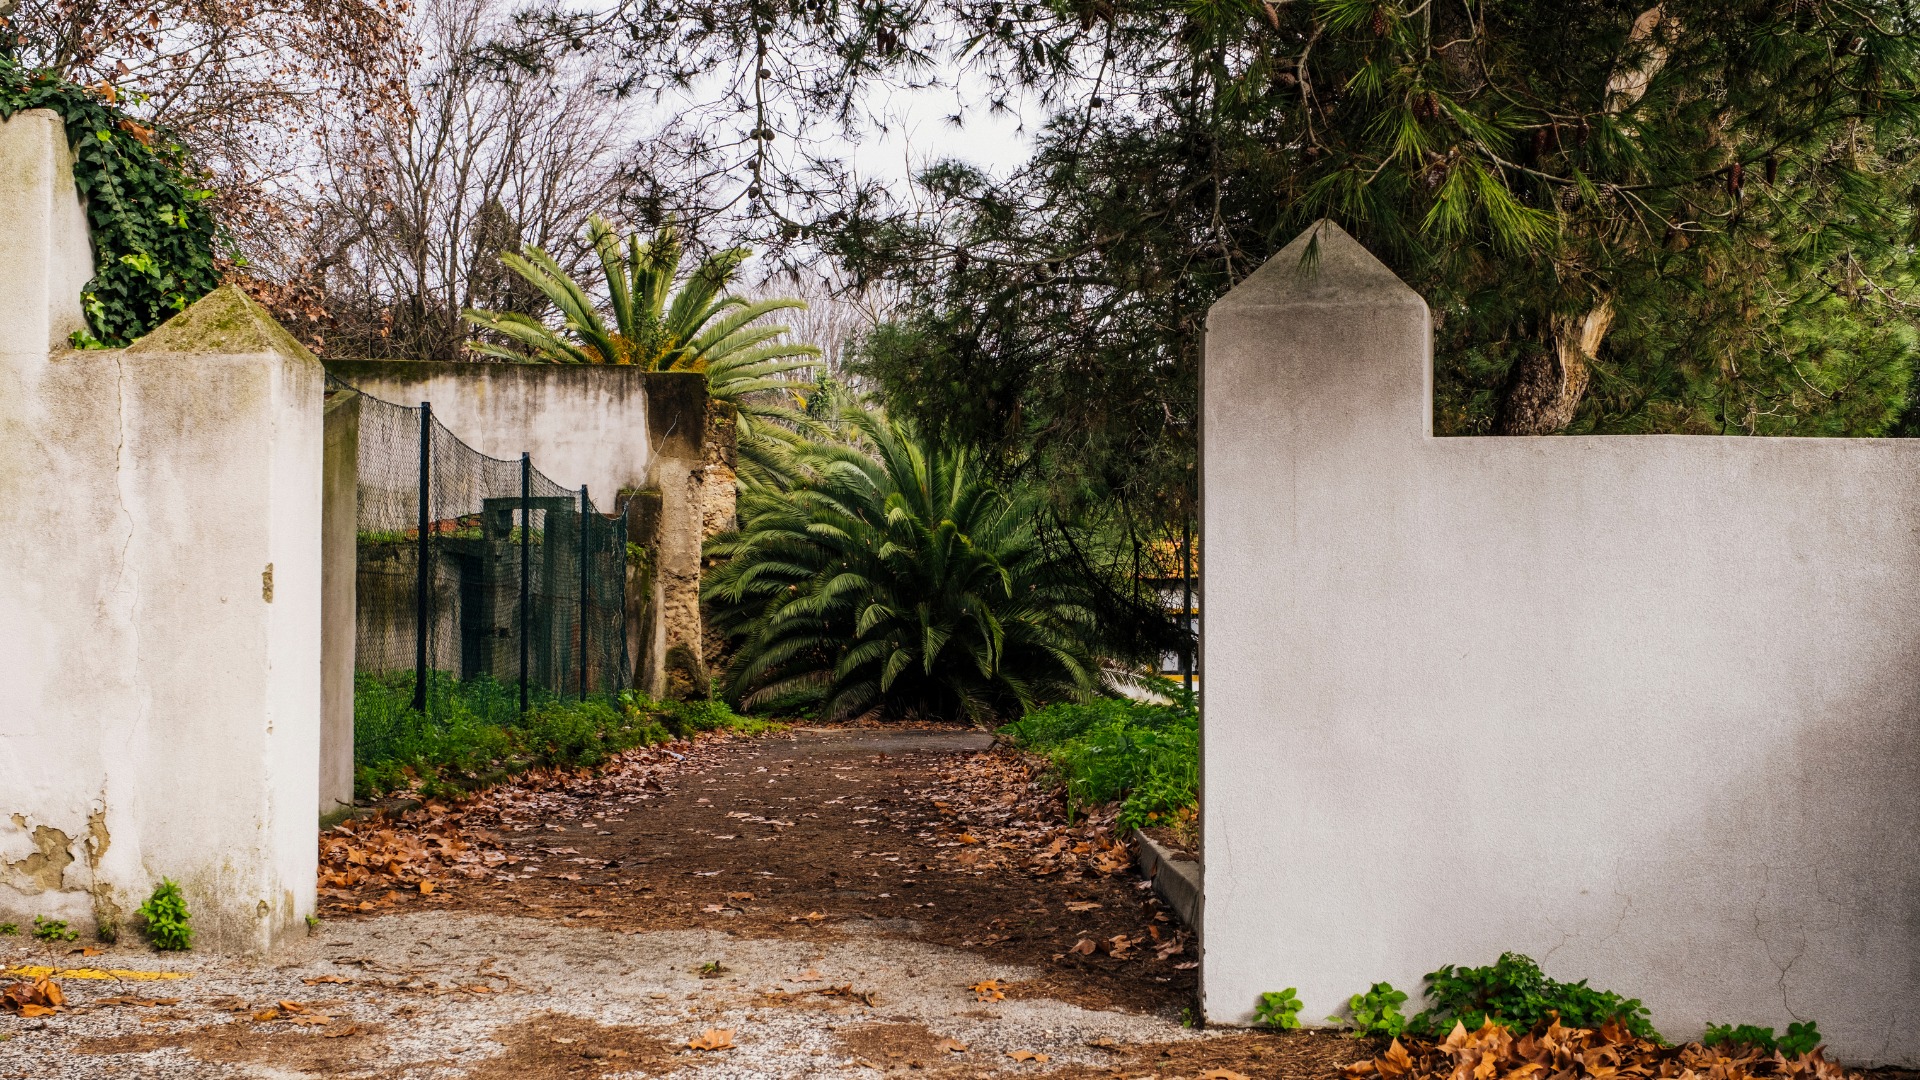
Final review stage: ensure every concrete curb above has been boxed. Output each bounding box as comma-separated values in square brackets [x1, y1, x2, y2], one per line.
[1134, 830, 1201, 932]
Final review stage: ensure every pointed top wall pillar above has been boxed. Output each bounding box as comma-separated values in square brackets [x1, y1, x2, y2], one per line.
[0, 109, 94, 357]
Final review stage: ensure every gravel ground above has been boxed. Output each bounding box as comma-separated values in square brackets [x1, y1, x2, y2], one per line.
[2, 729, 1374, 1078]
[0, 909, 1232, 1078]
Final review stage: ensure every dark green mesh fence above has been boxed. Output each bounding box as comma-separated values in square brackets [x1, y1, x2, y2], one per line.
[334, 376, 629, 740]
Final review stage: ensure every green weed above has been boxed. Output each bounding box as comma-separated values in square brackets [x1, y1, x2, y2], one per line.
[136, 879, 193, 951]
[1412, 952, 1658, 1041]
[31, 916, 77, 943]
[0, 923, 17, 935]
[1255, 988, 1305, 1029]
[1703, 1021, 1822, 1056]
[1333, 982, 1410, 1037]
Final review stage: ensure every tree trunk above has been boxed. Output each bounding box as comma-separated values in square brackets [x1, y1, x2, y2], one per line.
[1496, 301, 1615, 435]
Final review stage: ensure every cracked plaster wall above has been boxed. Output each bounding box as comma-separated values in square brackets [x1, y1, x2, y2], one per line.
[1201, 222, 1920, 1066]
[0, 111, 322, 953]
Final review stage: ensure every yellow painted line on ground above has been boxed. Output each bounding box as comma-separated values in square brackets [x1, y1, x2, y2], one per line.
[3, 965, 189, 981]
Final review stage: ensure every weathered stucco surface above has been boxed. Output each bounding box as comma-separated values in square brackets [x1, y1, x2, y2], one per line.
[1200, 221, 1920, 1065]
[0, 112, 323, 952]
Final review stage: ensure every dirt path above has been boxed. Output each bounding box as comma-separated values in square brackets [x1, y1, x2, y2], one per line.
[0, 727, 1363, 1079]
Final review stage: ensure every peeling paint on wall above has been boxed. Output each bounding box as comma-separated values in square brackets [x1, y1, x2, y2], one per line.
[3, 819, 74, 893]
[85, 807, 120, 942]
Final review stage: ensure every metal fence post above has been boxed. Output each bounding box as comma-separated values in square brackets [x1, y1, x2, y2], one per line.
[519, 452, 531, 715]
[1181, 515, 1194, 695]
[578, 485, 590, 700]
[411, 402, 432, 714]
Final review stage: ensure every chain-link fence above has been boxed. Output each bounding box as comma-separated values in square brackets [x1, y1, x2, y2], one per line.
[335, 376, 629, 739]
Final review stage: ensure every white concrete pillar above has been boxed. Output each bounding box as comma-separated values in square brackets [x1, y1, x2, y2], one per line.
[0, 110, 323, 953]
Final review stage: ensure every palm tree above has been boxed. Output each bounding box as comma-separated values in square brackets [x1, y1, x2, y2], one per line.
[703, 410, 1100, 723]
[462, 216, 819, 474]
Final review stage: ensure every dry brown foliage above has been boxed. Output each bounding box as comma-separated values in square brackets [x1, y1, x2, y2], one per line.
[0, 975, 65, 1017]
[316, 730, 762, 914]
[1345, 1020, 1854, 1080]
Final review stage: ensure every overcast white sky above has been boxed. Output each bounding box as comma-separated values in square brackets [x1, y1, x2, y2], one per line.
[846, 78, 1039, 184]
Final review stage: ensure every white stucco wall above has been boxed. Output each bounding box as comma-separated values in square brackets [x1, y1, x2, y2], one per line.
[323, 360, 656, 498]
[1200, 222, 1920, 1065]
[0, 111, 323, 952]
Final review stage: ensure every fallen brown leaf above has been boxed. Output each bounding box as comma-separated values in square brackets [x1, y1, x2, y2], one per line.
[969, 979, 1005, 1003]
[936, 1037, 968, 1054]
[2, 977, 65, 1016]
[687, 1028, 735, 1051]
[1007, 1049, 1050, 1063]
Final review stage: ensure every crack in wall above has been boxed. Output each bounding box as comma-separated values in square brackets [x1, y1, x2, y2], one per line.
[86, 805, 119, 941]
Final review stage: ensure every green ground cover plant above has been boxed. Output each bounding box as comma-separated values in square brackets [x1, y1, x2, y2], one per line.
[353, 672, 778, 798]
[997, 690, 1196, 830]
[1704, 1022, 1823, 1057]
[1411, 952, 1658, 1040]
[136, 879, 192, 951]
[30, 917, 77, 943]
[1255, 989, 1304, 1030]
[1336, 982, 1411, 1038]
[1272, 954, 1702, 1045]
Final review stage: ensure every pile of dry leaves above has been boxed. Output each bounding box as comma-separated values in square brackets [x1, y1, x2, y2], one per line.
[915, 751, 1135, 881]
[909, 747, 1196, 966]
[0, 975, 63, 1018]
[1345, 1020, 1853, 1080]
[317, 730, 760, 914]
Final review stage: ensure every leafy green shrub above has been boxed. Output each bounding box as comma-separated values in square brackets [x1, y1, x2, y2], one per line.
[1410, 952, 1658, 1040]
[0, 922, 16, 935]
[353, 672, 779, 798]
[1255, 988, 1304, 1029]
[31, 916, 77, 943]
[1333, 982, 1410, 1037]
[1704, 1021, 1822, 1056]
[999, 691, 1196, 828]
[0, 60, 220, 347]
[135, 879, 192, 951]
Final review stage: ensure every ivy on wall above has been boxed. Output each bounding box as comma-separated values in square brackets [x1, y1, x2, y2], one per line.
[0, 59, 221, 347]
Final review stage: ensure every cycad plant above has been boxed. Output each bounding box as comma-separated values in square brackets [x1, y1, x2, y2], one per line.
[462, 216, 819, 473]
[703, 410, 1098, 723]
